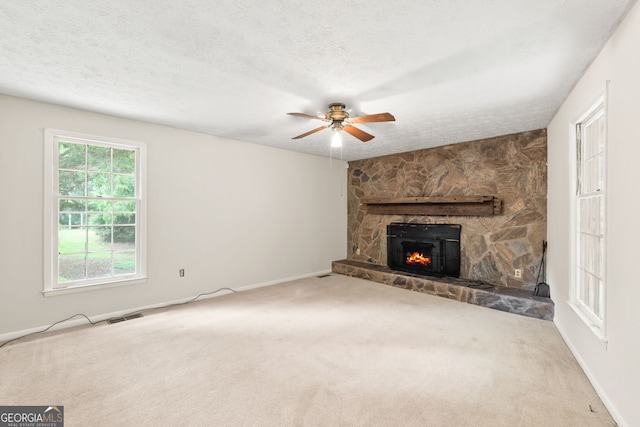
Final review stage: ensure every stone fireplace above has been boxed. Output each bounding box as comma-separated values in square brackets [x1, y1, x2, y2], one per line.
[347, 129, 547, 290]
[387, 223, 461, 278]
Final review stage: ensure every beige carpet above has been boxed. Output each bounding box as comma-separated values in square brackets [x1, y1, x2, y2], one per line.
[0, 275, 614, 426]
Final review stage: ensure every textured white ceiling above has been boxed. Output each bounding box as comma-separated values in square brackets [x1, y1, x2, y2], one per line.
[0, 0, 636, 160]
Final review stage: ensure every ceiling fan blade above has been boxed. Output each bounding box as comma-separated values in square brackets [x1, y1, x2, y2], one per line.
[343, 125, 375, 142]
[292, 125, 328, 139]
[287, 112, 331, 122]
[347, 112, 396, 124]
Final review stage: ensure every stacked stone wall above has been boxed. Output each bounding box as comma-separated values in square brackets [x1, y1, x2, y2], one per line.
[348, 129, 547, 289]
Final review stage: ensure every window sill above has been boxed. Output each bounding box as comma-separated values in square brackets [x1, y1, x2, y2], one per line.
[43, 277, 147, 297]
[568, 301, 608, 344]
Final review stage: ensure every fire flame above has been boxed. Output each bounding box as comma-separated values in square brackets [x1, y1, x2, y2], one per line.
[406, 251, 431, 266]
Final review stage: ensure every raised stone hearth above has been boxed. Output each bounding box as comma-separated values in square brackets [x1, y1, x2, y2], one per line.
[332, 259, 554, 321]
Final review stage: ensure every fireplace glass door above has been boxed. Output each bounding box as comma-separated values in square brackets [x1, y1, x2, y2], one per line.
[387, 223, 460, 278]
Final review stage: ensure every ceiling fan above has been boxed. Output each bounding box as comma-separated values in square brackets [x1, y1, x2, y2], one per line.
[287, 103, 395, 143]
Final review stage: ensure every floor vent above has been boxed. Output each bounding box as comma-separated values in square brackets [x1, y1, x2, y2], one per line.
[317, 274, 331, 278]
[107, 313, 143, 324]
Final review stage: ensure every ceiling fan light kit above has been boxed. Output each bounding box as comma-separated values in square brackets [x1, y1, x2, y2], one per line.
[331, 128, 343, 148]
[287, 102, 395, 144]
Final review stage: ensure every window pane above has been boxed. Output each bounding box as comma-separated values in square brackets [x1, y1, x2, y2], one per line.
[59, 142, 85, 170]
[583, 158, 600, 193]
[87, 145, 111, 172]
[59, 254, 86, 282]
[578, 236, 586, 270]
[114, 213, 135, 224]
[597, 278, 604, 317]
[88, 227, 112, 252]
[592, 196, 602, 236]
[114, 175, 135, 198]
[588, 237, 596, 272]
[58, 227, 87, 254]
[579, 269, 588, 303]
[583, 129, 593, 159]
[59, 213, 86, 227]
[88, 200, 112, 213]
[87, 172, 112, 197]
[113, 149, 135, 173]
[114, 226, 135, 250]
[114, 252, 136, 275]
[87, 253, 112, 279]
[88, 212, 112, 225]
[597, 237, 605, 275]
[596, 116, 605, 153]
[578, 195, 604, 236]
[60, 199, 85, 212]
[59, 171, 86, 196]
[579, 199, 588, 233]
[593, 276, 601, 316]
[114, 201, 136, 212]
[586, 272, 594, 308]
[596, 154, 604, 191]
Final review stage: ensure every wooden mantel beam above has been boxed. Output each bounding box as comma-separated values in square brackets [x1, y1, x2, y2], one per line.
[360, 196, 493, 205]
[360, 196, 501, 216]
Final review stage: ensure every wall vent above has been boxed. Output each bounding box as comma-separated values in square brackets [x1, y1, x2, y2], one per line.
[107, 313, 143, 324]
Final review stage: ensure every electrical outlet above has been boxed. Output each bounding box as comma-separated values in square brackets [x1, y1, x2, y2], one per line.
[179, 269, 185, 277]
[514, 269, 522, 278]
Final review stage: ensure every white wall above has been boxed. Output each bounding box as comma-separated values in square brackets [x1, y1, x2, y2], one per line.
[547, 2, 640, 426]
[0, 94, 347, 335]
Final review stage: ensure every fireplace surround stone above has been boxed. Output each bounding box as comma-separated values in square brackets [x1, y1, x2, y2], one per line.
[347, 129, 547, 290]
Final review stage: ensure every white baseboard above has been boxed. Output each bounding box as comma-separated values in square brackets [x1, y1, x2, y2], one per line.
[0, 269, 331, 345]
[233, 269, 332, 293]
[554, 321, 627, 427]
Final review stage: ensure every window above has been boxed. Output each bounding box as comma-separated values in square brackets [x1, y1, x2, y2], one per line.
[573, 101, 606, 336]
[44, 129, 147, 293]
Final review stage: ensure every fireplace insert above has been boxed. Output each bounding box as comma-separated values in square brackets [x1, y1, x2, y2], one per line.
[387, 223, 461, 278]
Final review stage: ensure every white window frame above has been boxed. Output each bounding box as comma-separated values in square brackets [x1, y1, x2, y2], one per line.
[44, 129, 147, 296]
[571, 98, 607, 340]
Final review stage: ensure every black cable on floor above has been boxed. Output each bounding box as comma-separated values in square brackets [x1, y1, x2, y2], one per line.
[0, 287, 237, 349]
[0, 313, 98, 349]
[109, 287, 237, 320]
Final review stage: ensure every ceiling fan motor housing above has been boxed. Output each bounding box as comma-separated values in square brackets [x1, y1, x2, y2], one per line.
[326, 103, 349, 122]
